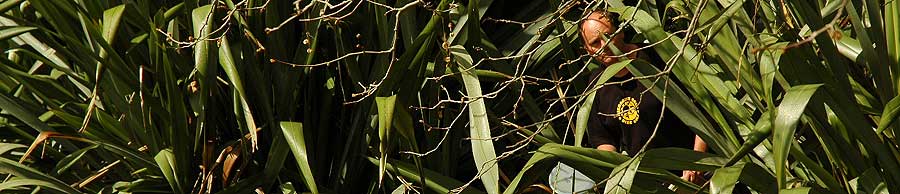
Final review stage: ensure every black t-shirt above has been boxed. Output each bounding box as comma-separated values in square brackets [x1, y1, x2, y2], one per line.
[586, 62, 694, 155]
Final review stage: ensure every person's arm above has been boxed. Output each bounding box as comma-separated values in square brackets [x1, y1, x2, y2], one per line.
[692, 135, 707, 152]
[589, 124, 618, 152]
[682, 135, 708, 184]
[596, 144, 616, 152]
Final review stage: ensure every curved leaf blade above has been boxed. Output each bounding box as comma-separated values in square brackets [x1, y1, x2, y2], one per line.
[279, 122, 318, 194]
[604, 154, 643, 194]
[0, 26, 37, 41]
[218, 37, 259, 150]
[773, 84, 823, 189]
[0, 157, 81, 194]
[367, 157, 482, 194]
[710, 163, 744, 194]
[876, 95, 900, 133]
[450, 45, 499, 194]
[154, 149, 184, 194]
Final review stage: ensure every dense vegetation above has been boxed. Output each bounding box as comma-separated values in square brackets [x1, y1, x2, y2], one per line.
[0, 0, 898, 193]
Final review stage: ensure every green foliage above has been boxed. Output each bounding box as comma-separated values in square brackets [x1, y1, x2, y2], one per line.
[0, 0, 899, 193]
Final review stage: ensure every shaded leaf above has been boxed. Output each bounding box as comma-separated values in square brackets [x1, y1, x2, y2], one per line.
[0, 157, 81, 193]
[604, 153, 643, 194]
[154, 149, 184, 194]
[367, 157, 483, 194]
[710, 163, 744, 194]
[877, 95, 900, 133]
[0, 26, 37, 41]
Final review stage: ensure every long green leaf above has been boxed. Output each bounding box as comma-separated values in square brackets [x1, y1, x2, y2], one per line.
[0, 92, 55, 133]
[504, 143, 699, 194]
[450, 45, 499, 194]
[877, 95, 900, 133]
[0, 26, 36, 41]
[604, 153, 643, 194]
[842, 0, 894, 102]
[889, 0, 900, 97]
[503, 149, 557, 194]
[785, 3, 900, 192]
[0, 92, 77, 151]
[154, 149, 183, 194]
[367, 158, 482, 194]
[0, 157, 81, 193]
[53, 144, 99, 175]
[0, 0, 22, 14]
[190, 4, 217, 152]
[280, 122, 318, 194]
[0, 143, 25, 155]
[0, 178, 73, 193]
[780, 187, 811, 194]
[773, 84, 823, 189]
[0, 18, 80, 91]
[849, 168, 889, 194]
[218, 37, 259, 150]
[101, 5, 126, 42]
[374, 95, 396, 186]
[710, 163, 744, 194]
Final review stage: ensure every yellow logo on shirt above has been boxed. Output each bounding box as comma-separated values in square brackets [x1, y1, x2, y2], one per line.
[616, 97, 639, 125]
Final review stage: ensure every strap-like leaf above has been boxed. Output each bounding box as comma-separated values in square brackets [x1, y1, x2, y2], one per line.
[154, 149, 184, 194]
[877, 95, 900, 133]
[367, 157, 482, 194]
[219, 37, 259, 150]
[450, 45, 499, 194]
[0, 157, 81, 193]
[604, 153, 643, 194]
[0, 26, 36, 41]
[773, 84, 823, 189]
[280, 122, 318, 194]
[710, 163, 744, 194]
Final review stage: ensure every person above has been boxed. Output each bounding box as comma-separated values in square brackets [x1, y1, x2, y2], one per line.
[579, 10, 708, 184]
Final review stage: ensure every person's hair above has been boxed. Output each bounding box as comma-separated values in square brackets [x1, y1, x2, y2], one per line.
[579, 10, 619, 30]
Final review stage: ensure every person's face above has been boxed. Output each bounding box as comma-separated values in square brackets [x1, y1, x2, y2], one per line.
[580, 12, 626, 65]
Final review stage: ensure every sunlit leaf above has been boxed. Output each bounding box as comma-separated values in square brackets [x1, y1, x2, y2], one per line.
[450, 45, 499, 194]
[773, 84, 822, 189]
[280, 122, 318, 194]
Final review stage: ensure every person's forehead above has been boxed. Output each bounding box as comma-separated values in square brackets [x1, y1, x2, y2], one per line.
[582, 12, 614, 29]
[586, 11, 609, 20]
[581, 19, 615, 34]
